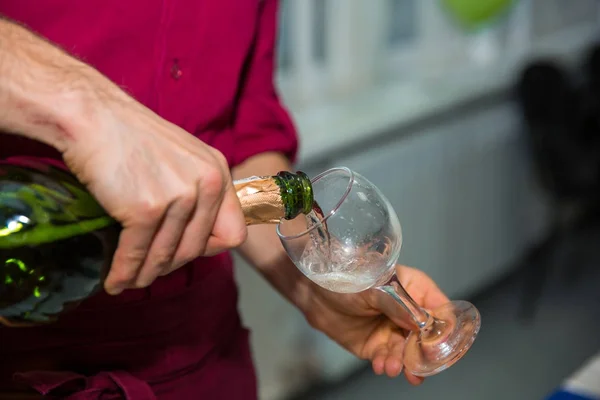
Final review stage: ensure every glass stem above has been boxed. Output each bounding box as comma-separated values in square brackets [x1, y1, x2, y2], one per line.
[377, 273, 432, 329]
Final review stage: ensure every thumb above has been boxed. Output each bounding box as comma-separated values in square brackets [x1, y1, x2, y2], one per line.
[395, 265, 450, 310]
[371, 266, 449, 330]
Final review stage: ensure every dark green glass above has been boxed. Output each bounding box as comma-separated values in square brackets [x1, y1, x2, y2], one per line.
[0, 158, 118, 325]
[274, 171, 313, 219]
[0, 157, 314, 325]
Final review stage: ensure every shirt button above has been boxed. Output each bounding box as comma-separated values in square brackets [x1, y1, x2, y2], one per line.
[170, 59, 183, 80]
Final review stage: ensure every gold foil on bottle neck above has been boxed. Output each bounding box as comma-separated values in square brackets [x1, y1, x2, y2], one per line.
[234, 177, 285, 225]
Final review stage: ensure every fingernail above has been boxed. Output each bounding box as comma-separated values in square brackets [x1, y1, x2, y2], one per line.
[106, 286, 124, 296]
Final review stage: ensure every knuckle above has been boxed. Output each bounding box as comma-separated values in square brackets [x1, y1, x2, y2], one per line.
[227, 226, 248, 247]
[149, 253, 173, 270]
[173, 189, 197, 213]
[134, 260, 170, 288]
[113, 246, 147, 271]
[136, 200, 163, 222]
[200, 168, 226, 198]
[109, 265, 137, 286]
[211, 149, 229, 169]
[176, 243, 205, 264]
[117, 248, 147, 267]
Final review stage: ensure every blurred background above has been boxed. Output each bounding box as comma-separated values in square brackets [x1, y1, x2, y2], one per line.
[234, 0, 600, 399]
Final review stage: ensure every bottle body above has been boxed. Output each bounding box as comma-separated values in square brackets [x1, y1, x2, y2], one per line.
[0, 157, 312, 326]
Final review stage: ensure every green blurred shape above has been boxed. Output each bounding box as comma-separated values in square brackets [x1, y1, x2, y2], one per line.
[440, 0, 516, 31]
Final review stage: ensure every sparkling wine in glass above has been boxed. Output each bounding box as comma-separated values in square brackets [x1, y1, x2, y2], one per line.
[277, 167, 481, 377]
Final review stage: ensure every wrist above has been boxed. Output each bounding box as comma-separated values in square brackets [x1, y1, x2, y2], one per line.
[44, 65, 119, 152]
[31, 64, 100, 151]
[0, 19, 125, 152]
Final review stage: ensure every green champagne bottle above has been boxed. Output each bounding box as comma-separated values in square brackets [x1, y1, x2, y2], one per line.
[0, 157, 313, 326]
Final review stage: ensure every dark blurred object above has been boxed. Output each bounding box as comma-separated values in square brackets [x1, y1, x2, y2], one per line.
[515, 43, 600, 321]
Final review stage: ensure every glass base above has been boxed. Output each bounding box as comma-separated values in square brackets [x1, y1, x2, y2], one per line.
[403, 300, 481, 377]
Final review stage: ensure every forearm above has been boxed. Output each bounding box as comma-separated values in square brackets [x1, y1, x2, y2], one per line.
[0, 18, 117, 151]
[231, 152, 313, 312]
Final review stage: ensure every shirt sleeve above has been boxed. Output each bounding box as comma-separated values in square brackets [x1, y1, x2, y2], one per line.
[231, 0, 299, 166]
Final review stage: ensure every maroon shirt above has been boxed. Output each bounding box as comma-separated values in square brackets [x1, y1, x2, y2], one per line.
[0, 0, 298, 398]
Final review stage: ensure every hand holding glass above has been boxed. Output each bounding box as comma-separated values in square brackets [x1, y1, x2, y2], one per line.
[276, 167, 481, 377]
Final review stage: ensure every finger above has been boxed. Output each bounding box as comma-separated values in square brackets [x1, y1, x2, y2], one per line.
[166, 183, 220, 271]
[396, 265, 450, 310]
[384, 332, 405, 378]
[134, 194, 196, 287]
[404, 369, 425, 386]
[105, 222, 159, 295]
[166, 167, 236, 270]
[423, 282, 450, 310]
[370, 344, 389, 376]
[203, 181, 247, 256]
[370, 291, 420, 331]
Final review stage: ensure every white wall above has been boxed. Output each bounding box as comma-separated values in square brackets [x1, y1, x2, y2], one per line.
[234, 98, 550, 400]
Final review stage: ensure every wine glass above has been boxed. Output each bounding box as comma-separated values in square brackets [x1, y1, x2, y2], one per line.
[276, 167, 481, 377]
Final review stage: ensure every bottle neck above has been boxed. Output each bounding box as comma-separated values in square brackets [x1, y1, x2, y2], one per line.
[233, 171, 313, 225]
[274, 171, 313, 218]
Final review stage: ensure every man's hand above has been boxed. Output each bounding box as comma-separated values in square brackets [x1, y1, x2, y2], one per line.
[302, 265, 449, 385]
[0, 19, 248, 295]
[231, 154, 449, 385]
[63, 95, 247, 294]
